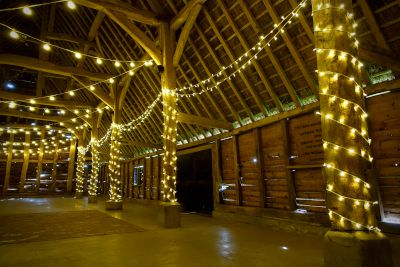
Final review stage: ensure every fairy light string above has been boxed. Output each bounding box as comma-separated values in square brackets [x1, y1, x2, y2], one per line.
[312, 1, 379, 231]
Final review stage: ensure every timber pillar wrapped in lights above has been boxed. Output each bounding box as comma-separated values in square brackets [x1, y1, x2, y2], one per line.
[88, 119, 99, 204]
[106, 82, 123, 210]
[75, 134, 85, 199]
[159, 22, 181, 228]
[311, 0, 392, 266]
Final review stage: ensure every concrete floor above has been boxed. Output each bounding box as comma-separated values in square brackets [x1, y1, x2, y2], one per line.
[0, 197, 398, 267]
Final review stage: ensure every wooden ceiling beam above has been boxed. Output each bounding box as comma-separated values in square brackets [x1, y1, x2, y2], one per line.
[73, 77, 114, 109]
[177, 112, 233, 130]
[46, 32, 94, 47]
[120, 139, 162, 149]
[262, 0, 318, 100]
[0, 109, 75, 124]
[173, 3, 203, 66]
[0, 54, 111, 81]
[365, 78, 400, 95]
[0, 90, 95, 109]
[357, 0, 391, 51]
[204, 5, 268, 117]
[170, 0, 207, 30]
[105, 10, 162, 65]
[74, 0, 160, 26]
[359, 45, 400, 73]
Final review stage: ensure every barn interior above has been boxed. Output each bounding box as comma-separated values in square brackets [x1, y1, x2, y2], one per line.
[0, 0, 400, 266]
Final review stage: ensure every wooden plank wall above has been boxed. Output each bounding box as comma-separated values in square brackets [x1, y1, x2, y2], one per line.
[368, 91, 400, 215]
[116, 91, 399, 220]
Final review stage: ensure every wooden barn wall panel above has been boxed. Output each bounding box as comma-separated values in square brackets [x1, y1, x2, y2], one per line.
[117, 92, 400, 220]
[238, 131, 260, 207]
[368, 91, 400, 215]
[145, 157, 152, 199]
[220, 138, 237, 205]
[261, 123, 290, 210]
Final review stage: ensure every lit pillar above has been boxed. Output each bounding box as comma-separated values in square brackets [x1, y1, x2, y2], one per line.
[159, 22, 180, 228]
[88, 125, 99, 203]
[19, 130, 31, 193]
[161, 22, 178, 203]
[106, 81, 123, 210]
[75, 135, 85, 199]
[312, 1, 392, 266]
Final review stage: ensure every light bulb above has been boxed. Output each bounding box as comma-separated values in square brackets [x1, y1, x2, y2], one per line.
[109, 78, 114, 84]
[90, 85, 95, 91]
[75, 52, 82, 59]
[114, 61, 121, 67]
[49, 96, 56, 101]
[43, 43, 51, 51]
[22, 6, 33, 16]
[96, 58, 103, 64]
[9, 30, 19, 39]
[67, 1, 76, 9]
[9, 102, 16, 108]
[29, 106, 35, 111]
[130, 62, 135, 67]
[45, 109, 50, 114]
[129, 70, 134, 76]
[30, 99, 36, 104]
[69, 91, 75, 96]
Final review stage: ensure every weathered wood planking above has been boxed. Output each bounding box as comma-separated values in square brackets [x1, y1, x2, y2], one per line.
[238, 131, 260, 207]
[220, 138, 237, 205]
[261, 123, 290, 210]
[288, 113, 323, 165]
[368, 91, 400, 214]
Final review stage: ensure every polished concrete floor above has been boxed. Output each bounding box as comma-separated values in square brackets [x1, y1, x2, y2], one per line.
[0, 197, 398, 267]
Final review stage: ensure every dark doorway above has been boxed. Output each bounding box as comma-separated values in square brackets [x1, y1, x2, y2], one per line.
[177, 149, 213, 214]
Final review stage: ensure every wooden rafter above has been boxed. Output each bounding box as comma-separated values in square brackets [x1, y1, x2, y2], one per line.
[120, 139, 162, 149]
[177, 112, 233, 130]
[0, 90, 95, 109]
[73, 77, 114, 109]
[357, 0, 391, 51]
[170, 0, 207, 30]
[46, 32, 94, 47]
[0, 54, 112, 81]
[365, 78, 400, 94]
[0, 109, 74, 123]
[74, 0, 160, 26]
[262, 0, 318, 99]
[105, 10, 162, 65]
[173, 3, 203, 66]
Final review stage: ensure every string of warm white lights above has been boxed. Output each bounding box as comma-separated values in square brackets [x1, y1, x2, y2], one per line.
[314, 2, 378, 231]
[88, 142, 99, 197]
[1, 22, 154, 65]
[322, 139, 373, 162]
[76, 146, 85, 195]
[323, 163, 371, 188]
[108, 124, 122, 201]
[175, 0, 308, 96]
[328, 209, 380, 232]
[1, 65, 144, 104]
[0, 0, 70, 12]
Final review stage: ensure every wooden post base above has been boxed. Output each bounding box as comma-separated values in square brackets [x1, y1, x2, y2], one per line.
[158, 202, 181, 228]
[105, 200, 123, 210]
[88, 195, 97, 203]
[75, 192, 83, 199]
[324, 230, 392, 267]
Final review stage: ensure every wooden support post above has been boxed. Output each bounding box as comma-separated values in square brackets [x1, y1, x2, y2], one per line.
[35, 130, 45, 193]
[88, 122, 99, 203]
[254, 128, 266, 208]
[3, 132, 14, 194]
[149, 157, 154, 199]
[129, 161, 133, 198]
[160, 22, 179, 203]
[75, 137, 85, 199]
[67, 138, 77, 193]
[106, 81, 123, 209]
[232, 135, 242, 206]
[157, 156, 161, 200]
[142, 159, 147, 199]
[19, 131, 31, 193]
[311, 0, 377, 230]
[50, 133, 60, 192]
[281, 120, 297, 210]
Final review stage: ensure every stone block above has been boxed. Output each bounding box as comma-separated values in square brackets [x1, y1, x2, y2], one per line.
[105, 200, 123, 210]
[88, 195, 97, 203]
[158, 202, 181, 228]
[324, 230, 392, 267]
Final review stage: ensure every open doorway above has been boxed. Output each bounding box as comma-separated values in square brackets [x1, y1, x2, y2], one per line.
[177, 149, 213, 214]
